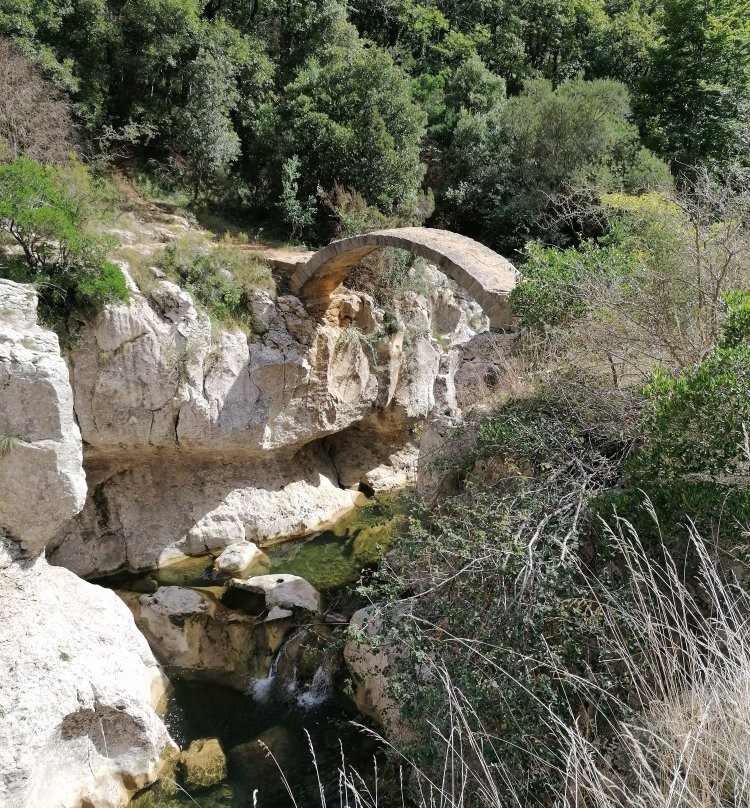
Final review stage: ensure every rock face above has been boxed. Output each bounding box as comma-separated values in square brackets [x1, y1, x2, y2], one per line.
[49, 264, 512, 579]
[0, 546, 174, 808]
[343, 605, 412, 737]
[0, 280, 174, 808]
[0, 279, 87, 557]
[120, 585, 291, 689]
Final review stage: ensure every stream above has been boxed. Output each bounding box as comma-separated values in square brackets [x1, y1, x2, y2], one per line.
[113, 493, 408, 808]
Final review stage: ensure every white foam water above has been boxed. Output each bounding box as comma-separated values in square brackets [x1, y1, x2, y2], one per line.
[296, 664, 333, 710]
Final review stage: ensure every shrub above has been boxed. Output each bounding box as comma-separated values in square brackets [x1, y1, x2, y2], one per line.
[509, 238, 638, 330]
[277, 154, 316, 242]
[156, 233, 274, 331]
[0, 39, 75, 165]
[0, 156, 128, 339]
[361, 376, 640, 805]
[512, 176, 750, 382]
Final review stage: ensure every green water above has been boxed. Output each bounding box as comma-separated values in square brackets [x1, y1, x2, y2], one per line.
[132, 677, 382, 808]
[102, 491, 408, 594]
[266, 492, 405, 590]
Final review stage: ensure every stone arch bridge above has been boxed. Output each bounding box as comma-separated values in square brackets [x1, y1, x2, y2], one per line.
[280, 228, 516, 331]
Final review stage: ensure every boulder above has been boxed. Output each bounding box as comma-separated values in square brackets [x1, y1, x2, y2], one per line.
[227, 574, 321, 614]
[266, 605, 293, 621]
[178, 738, 226, 790]
[228, 725, 296, 783]
[214, 541, 269, 578]
[0, 279, 87, 556]
[122, 586, 288, 690]
[247, 289, 276, 332]
[343, 604, 415, 739]
[0, 547, 174, 808]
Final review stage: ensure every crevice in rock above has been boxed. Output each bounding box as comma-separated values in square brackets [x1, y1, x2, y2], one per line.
[357, 480, 376, 498]
[325, 440, 345, 490]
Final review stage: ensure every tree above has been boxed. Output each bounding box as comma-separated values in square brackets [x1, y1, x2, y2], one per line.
[277, 155, 316, 240]
[440, 78, 670, 251]
[0, 157, 128, 337]
[282, 31, 427, 212]
[173, 25, 243, 200]
[638, 0, 750, 170]
[0, 38, 75, 164]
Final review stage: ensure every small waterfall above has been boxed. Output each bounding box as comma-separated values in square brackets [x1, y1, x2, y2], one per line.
[296, 661, 334, 710]
[249, 626, 337, 709]
[249, 627, 307, 703]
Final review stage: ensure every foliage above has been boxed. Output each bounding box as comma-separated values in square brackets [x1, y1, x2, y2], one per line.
[359, 376, 640, 803]
[172, 25, 243, 200]
[156, 233, 274, 330]
[638, 0, 750, 170]
[721, 290, 750, 348]
[440, 79, 670, 251]
[277, 155, 316, 241]
[281, 33, 427, 213]
[510, 174, 750, 389]
[638, 344, 750, 482]
[510, 238, 637, 329]
[0, 157, 128, 338]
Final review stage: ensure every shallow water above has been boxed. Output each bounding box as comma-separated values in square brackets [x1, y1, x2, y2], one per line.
[131, 671, 382, 807]
[103, 491, 407, 594]
[125, 493, 410, 808]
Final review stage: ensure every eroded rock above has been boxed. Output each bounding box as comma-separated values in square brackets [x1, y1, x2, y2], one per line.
[0, 279, 87, 556]
[0, 280, 173, 808]
[343, 604, 414, 738]
[0, 548, 174, 808]
[227, 574, 321, 614]
[121, 586, 291, 690]
[50, 264, 512, 579]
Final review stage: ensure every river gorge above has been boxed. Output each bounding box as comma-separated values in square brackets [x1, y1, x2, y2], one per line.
[0, 242, 514, 807]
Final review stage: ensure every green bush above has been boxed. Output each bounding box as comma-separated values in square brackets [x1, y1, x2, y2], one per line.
[277, 154, 316, 242]
[0, 156, 128, 340]
[720, 290, 750, 349]
[510, 238, 638, 330]
[599, 293, 750, 548]
[363, 377, 640, 804]
[156, 234, 274, 331]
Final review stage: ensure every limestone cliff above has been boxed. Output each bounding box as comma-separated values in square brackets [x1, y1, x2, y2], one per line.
[0, 280, 173, 808]
[49, 264, 509, 578]
[0, 280, 86, 556]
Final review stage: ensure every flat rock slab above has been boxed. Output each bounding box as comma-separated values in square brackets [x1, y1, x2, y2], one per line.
[227, 574, 321, 614]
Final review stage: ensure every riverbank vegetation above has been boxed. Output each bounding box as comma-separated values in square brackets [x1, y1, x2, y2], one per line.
[1, 0, 747, 250]
[358, 171, 750, 805]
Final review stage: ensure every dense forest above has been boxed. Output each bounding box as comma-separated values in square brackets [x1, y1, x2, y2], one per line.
[2, 0, 749, 251]
[2, 0, 750, 806]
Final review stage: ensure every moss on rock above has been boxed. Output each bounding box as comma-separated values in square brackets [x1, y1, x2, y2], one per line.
[178, 737, 227, 790]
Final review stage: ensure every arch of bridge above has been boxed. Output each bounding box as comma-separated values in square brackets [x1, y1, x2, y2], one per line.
[289, 227, 517, 330]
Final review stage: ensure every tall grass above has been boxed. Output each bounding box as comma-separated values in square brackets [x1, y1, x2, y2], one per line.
[324, 515, 750, 808]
